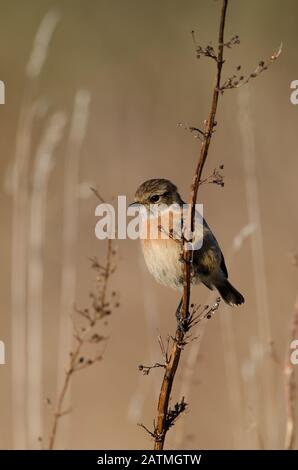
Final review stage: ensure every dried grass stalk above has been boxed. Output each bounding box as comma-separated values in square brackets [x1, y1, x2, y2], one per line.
[27, 112, 67, 448]
[56, 90, 90, 447]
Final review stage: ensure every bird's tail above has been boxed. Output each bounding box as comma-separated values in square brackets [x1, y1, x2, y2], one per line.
[215, 279, 244, 306]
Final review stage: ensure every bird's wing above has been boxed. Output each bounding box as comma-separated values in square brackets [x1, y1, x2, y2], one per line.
[219, 250, 228, 278]
[203, 217, 229, 278]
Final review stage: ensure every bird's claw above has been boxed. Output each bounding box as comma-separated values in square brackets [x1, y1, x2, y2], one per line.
[175, 304, 188, 335]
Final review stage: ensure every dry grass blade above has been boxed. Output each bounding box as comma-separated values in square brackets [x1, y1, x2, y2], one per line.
[56, 89, 91, 447]
[284, 294, 298, 449]
[27, 111, 67, 448]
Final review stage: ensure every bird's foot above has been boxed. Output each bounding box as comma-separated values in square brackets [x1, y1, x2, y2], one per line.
[175, 301, 188, 335]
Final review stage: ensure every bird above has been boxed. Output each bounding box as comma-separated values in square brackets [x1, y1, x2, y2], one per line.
[130, 178, 244, 307]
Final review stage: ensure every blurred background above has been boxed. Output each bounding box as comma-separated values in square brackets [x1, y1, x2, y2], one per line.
[0, 0, 297, 450]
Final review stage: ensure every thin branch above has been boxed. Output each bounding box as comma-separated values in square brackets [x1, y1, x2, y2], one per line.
[138, 363, 166, 375]
[138, 423, 156, 439]
[220, 43, 282, 92]
[143, 0, 281, 450]
[152, 0, 229, 450]
[90, 186, 105, 204]
[47, 238, 118, 450]
[199, 165, 225, 187]
[139, 398, 188, 443]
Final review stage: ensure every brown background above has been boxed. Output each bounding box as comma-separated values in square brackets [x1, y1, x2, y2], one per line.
[0, 0, 297, 450]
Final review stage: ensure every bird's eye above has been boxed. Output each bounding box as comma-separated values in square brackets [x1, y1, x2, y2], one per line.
[150, 194, 160, 203]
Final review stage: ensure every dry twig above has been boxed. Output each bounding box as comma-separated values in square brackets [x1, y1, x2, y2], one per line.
[220, 43, 282, 92]
[138, 299, 221, 446]
[142, 0, 281, 450]
[47, 190, 118, 450]
[149, 0, 229, 450]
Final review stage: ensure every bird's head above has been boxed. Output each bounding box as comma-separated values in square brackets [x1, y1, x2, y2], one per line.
[131, 179, 183, 212]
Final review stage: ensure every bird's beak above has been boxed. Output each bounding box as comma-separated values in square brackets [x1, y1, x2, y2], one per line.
[128, 202, 141, 208]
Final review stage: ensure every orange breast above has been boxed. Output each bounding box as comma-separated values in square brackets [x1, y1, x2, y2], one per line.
[140, 211, 183, 289]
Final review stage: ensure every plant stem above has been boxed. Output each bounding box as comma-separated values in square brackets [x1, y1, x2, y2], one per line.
[153, 0, 229, 450]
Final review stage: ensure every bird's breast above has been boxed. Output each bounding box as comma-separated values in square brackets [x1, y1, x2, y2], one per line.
[141, 237, 183, 289]
[139, 211, 204, 289]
